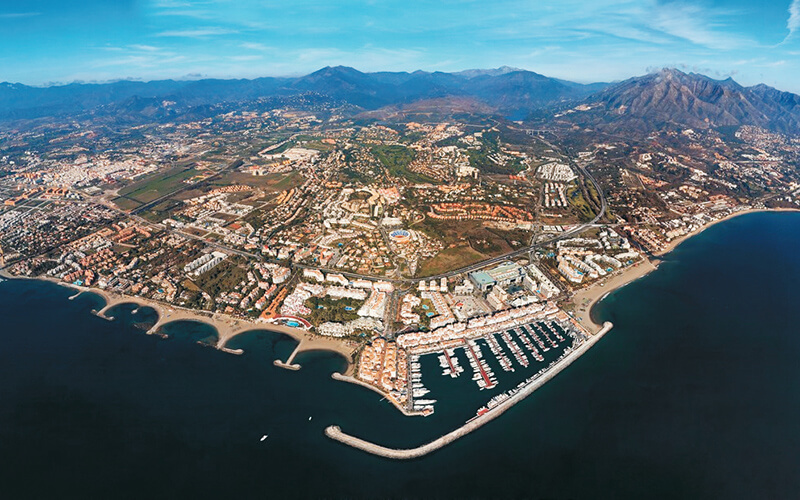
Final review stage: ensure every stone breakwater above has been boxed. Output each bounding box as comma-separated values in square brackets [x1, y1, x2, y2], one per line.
[325, 322, 614, 459]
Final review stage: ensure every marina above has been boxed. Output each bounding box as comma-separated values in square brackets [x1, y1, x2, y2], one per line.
[485, 333, 514, 372]
[409, 355, 435, 414]
[438, 348, 464, 378]
[465, 339, 497, 390]
[406, 319, 584, 425]
[514, 327, 545, 362]
[327, 321, 613, 459]
[500, 330, 529, 368]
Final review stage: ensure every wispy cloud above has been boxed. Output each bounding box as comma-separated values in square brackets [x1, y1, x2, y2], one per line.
[786, 0, 800, 42]
[129, 44, 162, 52]
[643, 2, 747, 51]
[240, 42, 271, 51]
[231, 55, 263, 61]
[154, 9, 213, 20]
[0, 12, 40, 19]
[155, 27, 237, 38]
[91, 54, 187, 69]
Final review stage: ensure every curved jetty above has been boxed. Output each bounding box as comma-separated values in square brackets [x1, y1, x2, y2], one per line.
[326, 322, 613, 459]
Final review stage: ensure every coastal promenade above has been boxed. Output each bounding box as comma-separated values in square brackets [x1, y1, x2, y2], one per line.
[325, 321, 614, 459]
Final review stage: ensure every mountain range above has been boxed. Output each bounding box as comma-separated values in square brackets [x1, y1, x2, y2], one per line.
[2, 66, 800, 135]
[563, 68, 800, 134]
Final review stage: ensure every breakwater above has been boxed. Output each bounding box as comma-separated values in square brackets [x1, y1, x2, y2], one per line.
[326, 321, 613, 459]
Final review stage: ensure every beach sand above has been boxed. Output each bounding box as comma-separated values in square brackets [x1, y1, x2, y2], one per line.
[567, 259, 658, 332]
[654, 207, 800, 257]
[0, 273, 359, 374]
[567, 208, 800, 331]
[4, 207, 799, 378]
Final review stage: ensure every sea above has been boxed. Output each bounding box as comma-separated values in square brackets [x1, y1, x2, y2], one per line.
[1, 211, 799, 499]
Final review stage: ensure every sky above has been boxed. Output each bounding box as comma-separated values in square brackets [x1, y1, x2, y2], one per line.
[2, 0, 800, 92]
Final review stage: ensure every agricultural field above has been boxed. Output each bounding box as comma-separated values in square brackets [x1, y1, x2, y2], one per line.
[115, 166, 205, 206]
[418, 245, 486, 277]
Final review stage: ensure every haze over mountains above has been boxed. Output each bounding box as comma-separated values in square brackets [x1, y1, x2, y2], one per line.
[2, 66, 799, 135]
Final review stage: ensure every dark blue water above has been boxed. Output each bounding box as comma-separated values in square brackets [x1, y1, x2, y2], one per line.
[1, 212, 799, 499]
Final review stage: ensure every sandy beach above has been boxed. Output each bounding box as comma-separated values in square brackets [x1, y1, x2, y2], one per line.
[4, 207, 799, 379]
[0, 272, 358, 374]
[566, 209, 752, 331]
[568, 259, 657, 331]
[654, 207, 800, 257]
[568, 208, 800, 331]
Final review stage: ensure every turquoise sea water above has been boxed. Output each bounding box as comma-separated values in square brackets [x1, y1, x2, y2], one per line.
[1, 211, 799, 498]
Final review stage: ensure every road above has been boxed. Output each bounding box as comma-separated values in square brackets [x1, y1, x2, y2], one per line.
[12, 137, 606, 288]
[289, 157, 607, 285]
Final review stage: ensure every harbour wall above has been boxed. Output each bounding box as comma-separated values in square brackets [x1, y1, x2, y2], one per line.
[325, 321, 613, 459]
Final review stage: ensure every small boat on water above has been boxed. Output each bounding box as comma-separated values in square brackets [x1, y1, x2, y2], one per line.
[260, 434, 269, 441]
[308, 416, 312, 421]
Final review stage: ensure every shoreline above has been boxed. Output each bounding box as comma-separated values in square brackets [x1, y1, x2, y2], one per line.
[568, 207, 800, 331]
[326, 321, 614, 459]
[3, 208, 798, 461]
[653, 207, 800, 257]
[568, 259, 658, 331]
[331, 372, 428, 417]
[0, 273, 358, 375]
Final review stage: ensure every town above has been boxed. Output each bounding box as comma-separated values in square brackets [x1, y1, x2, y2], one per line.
[2, 101, 800, 420]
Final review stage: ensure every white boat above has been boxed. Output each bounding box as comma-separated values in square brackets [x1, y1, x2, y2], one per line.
[414, 399, 437, 405]
[260, 434, 268, 441]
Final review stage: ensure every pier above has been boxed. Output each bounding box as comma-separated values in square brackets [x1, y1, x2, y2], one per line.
[58, 281, 357, 371]
[326, 322, 613, 459]
[274, 343, 302, 370]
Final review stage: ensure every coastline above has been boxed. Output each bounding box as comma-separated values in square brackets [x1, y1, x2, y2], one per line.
[653, 207, 800, 257]
[0, 272, 358, 375]
[3, 207, 799, 431]
[568, 207, 800, 331]
[568, 259, 658, 331]
[331, 372, 428, 417]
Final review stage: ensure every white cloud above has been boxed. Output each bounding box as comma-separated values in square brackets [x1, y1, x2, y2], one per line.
[0, 12, 39, 19]
[130, 45, 162, 52]
[645, 2, 746, 51]
[240, 42, 271, 51]
[786, 0, 800, 41]
[154, 9, 213, 20]
[155, 27, 237, 38]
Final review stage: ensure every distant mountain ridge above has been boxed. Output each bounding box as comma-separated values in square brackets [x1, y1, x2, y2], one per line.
[562, 68, 800, 134]
[0, 66, 601, 122]
[2, 66, 800, 135]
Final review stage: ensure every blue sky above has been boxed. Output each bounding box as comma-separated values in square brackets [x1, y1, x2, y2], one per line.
[2, 0, 800, 91]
